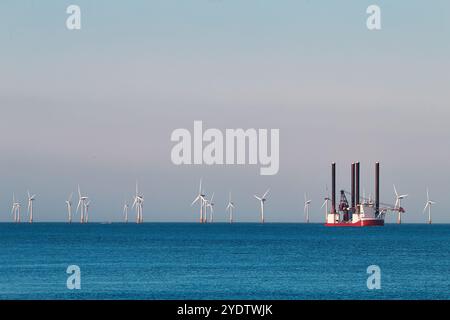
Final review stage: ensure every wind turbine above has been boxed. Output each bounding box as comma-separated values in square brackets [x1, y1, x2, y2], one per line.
[254, 188, 270, 223]
[321, 193, 331, 222]
[226, 192, 235, 223]
[423, 188, 436, 224]
[191, 179, 206, 223]
[394, 185, 408, 224]
[12, 193, 20, 223]
[132, 195, 140, 223]
[123, 202, 129, 223]
[27, 190, 36, 223]
[66, 193, 73, 223]
[77, 185, 88, 223]
[207, 192, 215, 223]
[11, 197, 16, 222]
[304, 193, 312, 223]
[393, 184, 408, 224]
[132, 181, 144, 224]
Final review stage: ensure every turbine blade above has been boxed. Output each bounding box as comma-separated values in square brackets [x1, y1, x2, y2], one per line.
[262, 188, 270, 199]
[191, 195, 200, 206]
[254, 195, 262, 201]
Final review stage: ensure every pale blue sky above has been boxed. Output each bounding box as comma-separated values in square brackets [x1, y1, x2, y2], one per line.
[0, 1, 449, 222]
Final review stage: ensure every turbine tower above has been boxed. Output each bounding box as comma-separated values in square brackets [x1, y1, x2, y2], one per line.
[66, 193, 73, 223]
[254, 188, 270, 223]
[77, 185, 88, 224]
[423, 187, 436, 224]
[202, 191, 208, 223]
[203, 197, 209, 223]
[304, 193, 311, 223]
[226, 192, 235, 223]
[27, 190, 36, 223]
[207, 192, 215, 223]
[393, 184, 408, 224]
[11, 196, 16, 223]
[191, 179, 206, 223]
[84, 201, 90, 223]
[123, 202, 129, 223]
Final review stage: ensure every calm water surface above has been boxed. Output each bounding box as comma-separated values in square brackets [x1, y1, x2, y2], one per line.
[0, 223, 449, 299]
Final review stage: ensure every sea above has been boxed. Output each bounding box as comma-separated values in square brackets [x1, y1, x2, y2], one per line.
[0, 223, 449, 300]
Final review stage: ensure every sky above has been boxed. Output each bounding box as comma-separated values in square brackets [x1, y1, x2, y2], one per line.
[0, 0, 449, 222]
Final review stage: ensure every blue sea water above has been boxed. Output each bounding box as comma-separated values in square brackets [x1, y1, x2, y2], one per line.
[0, 223, 449, 300]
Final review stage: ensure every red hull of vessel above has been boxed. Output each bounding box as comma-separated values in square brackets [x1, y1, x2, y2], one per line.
[325, 219, 384, 227]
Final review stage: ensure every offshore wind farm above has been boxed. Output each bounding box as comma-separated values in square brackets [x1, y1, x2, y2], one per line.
[1, 163, 442, 225]
[1, 0, 449, 302]
[2, 168, 448, 300]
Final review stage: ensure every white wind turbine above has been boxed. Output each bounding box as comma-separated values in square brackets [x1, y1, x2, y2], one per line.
[226, 192, 235, 223]
[132, 181, 144, 224]
[207, 192, 215, 223]
[77, 185, 89, 223]
[191, 179, 206, 223]
[27, 190, 36, 223]
[138, 183, 144, 223]
[321, 191, 331, 222]
[304, 193, 312, 223]
[12, 193, 20, 223]
[11, 196, 16, 222]
[423, 188, 436, 225]
[66, 193, 73, 223]
[123, 202, 129, 223]
[393, 184, 408, 224]
[254, 188, 270, 223]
